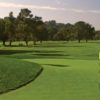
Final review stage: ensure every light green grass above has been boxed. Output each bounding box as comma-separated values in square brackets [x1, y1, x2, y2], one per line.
[0, 59, 100, 100]
[0, 41, 100, 100]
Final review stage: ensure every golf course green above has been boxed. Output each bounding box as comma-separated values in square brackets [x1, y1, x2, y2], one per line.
[0, 41, 100, 100]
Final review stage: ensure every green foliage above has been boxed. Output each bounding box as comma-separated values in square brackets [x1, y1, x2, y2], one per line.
[54, 23, 74, 41]
[0, 18, 6, 45]
[4, 12, 16, 46]
[74, 21, 95, 43]
[0, 9, 98, 46]
[94, 30, 100, 40]
[45, 20, 58, 40]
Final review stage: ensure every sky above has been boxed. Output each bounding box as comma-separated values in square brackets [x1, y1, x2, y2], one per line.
[0, 0, 100, 30]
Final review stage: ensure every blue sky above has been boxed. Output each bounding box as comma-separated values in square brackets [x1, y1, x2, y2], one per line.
[0, 0, 100, 30]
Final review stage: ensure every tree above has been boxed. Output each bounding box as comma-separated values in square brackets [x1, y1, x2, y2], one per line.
[0, 9, 97, 46]
[0, 18, 6, 46]
[4, 12, 16, 46]
[45, 20, 58, 40]
[17, 8, 33, 46]
[54, 23, 74, 41]
[84, 23, 95, 42]
[36, 23, 48, 44]
[74, 21, 95, 43]
[94, 31, 100, 40]
[31, 16, 44, 45]
[74, 21, 85, 43]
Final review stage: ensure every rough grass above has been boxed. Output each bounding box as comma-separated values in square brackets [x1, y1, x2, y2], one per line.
[0, 56, 42, 94]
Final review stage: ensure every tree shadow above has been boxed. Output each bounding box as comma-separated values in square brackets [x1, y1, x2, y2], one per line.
[33, 45, 84, 48]
[4, 45, 28, 47]
[44, 64, 70, 67]
[0, 49, 64, 55]
[0, 49, 97, 60]
[66, 45, 84, 48]
[33, 53, 69, 57]
[0, 50, 33, 55]
[33, 50, 62, 53]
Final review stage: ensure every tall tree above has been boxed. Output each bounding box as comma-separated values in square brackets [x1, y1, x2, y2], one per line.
[36, 23, 48, 44]
[4, 12, 16, 46]
[84, 23, 95, 42]
[74, 21, 95, 43]
[45, 20, 58, 40]
[0, 18, 6, 46]
[17, 8, 33, 46]
[31, 16, 44, 45]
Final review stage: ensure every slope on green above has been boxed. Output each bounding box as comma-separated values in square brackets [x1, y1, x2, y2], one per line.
[0, 56, 42, 94]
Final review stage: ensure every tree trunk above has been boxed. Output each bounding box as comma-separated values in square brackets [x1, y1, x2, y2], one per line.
[40, 40, 42, 44]
[78, 39, 81, 43]
[9, 40, 12, 46]
[86, 39, 88, 43]
[25, 40, 28, 46]
[33, 41, 36, 45]
[3, 41, 6, 46]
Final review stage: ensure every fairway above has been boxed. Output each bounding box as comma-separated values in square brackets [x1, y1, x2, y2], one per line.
[0, 42, 100, 100]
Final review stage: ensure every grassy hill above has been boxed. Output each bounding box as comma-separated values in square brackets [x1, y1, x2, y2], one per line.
[0, 56, 42, 94]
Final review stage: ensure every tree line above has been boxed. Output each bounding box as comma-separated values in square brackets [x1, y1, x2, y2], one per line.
[0, 8, 98, 46]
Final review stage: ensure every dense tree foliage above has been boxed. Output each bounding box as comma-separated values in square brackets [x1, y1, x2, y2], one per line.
[54, 23, 74, 41]
[0, 8, 98, 46]
[94, 31, 100, 40]
[74, 21, 95, 43]
[0, 18, 5, 45]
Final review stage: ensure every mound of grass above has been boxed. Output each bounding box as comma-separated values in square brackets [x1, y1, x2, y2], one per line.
[0, 56, 43, 94]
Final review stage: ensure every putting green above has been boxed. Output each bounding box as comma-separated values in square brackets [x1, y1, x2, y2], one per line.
[0, 58, 100, 100]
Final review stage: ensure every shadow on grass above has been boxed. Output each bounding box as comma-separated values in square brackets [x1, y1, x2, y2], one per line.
[44, 64, 70, 67]
[4, 45, 29, 47]
[33, 53, 70, 57]
[34, 50, 62, 53]
[0, 49, 97, 60]
[0, 50, 33, 55]
[34, 45, 84, 48]
[0, 49, 63, 55]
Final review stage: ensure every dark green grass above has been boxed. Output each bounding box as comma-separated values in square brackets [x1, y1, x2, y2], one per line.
[0, 56, 42, 94]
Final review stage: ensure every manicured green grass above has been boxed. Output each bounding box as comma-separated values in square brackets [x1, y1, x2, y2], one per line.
[0, 41, 100, 100]
[0, 59, 100, 100]
[0, 41, 100, 60]
[0, 56, 42, 94]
